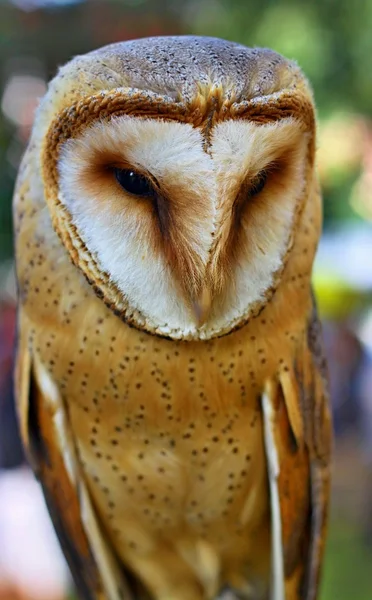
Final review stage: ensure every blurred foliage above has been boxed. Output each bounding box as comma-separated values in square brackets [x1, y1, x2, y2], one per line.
[315, 272, 366, 319]
[321, 521, 372, 600]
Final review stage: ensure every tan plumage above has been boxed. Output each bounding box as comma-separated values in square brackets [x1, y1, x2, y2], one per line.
[13, 36, 332, 600]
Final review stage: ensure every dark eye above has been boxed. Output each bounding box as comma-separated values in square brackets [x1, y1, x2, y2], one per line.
[249, 170, 268, 197]
[114, 168, 154, 197]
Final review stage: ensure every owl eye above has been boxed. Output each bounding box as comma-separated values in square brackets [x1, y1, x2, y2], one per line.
[114, 168, 154, 198]
[249, 170, 268, 197]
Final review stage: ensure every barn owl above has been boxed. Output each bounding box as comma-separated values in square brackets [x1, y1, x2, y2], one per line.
[13, 36, 332, 600]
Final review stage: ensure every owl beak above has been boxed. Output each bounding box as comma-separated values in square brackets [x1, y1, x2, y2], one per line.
[192, 287, 212, 326]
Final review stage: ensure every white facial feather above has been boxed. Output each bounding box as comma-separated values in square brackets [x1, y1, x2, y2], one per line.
[58, 118, 216, 335]
[210, 119, 309, 330]
[57, 116, 308, 339]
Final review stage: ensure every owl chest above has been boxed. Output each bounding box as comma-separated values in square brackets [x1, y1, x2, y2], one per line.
[30, 310, 276, 595]
[58, 327, 271, 545]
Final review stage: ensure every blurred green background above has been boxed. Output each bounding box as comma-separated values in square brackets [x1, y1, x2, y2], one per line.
[0, 1, 371, 599]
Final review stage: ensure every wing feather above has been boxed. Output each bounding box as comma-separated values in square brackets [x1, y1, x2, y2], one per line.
[262, 388, 285, 600]
[14, 312, 133, 600]
[264, 297, 332, 600]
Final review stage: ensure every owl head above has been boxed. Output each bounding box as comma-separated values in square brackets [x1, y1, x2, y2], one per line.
[37, 36, 318, 340]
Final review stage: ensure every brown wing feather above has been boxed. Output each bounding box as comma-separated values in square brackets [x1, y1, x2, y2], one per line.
[14, 317, 106, 600]
[268, 296, 332, 600]
[300, 297, 332, 600]
[16, 318, 104, 600]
